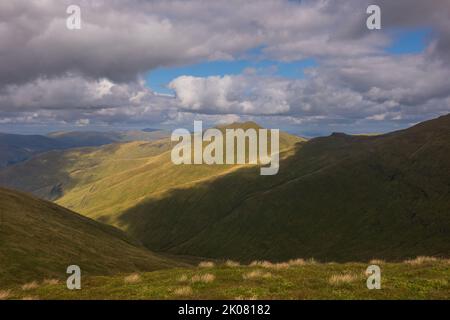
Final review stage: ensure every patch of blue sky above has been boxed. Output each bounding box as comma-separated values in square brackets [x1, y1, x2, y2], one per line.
[385, 27, 432, 55]
[145, 54, 316, 94]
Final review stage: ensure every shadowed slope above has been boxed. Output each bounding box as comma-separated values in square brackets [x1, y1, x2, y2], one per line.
[1, 117, 449, 262]
[0, 123, 303, 224]
[0, 133, 65, 168]
[117, 115, 450, 262]
[0, 187, 183, 286]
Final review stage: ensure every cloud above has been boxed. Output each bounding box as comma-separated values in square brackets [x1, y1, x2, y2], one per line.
[0, 0, 450, 130]
[169, 75, 290, 115]
[0, 74, 177, 125]
[374, 0, 450, 63]
[0, 0, 406, 87]
[0, 75, 149, 110]
[75, 118, 90, 126]
[169, 53, 450, 123]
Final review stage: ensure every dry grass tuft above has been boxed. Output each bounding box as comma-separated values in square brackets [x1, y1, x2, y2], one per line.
[22, 296, 39, 300]
[404, 256, 438, 265]
[178, 274, 188, 282]
[243, 270, 272, 280]
[173, 286, 193, 296]
[224, 260, 240, 267]
[249, 260, 289, 270]
[234, 295, 258, 300]
[198, 261, 215, 268]
[271, 263, 290, 270]
[250, 260, 271, 267]
[369, 259, 385, 265]
[329, 273, 359, 285]
[288, 259, 306, 266]
[124, 273, 141, 284]
[21, 281, 38, 291]
[42, 279, 60, 285]
[191, 273, 216, 283]
[0, 290, 11, 300]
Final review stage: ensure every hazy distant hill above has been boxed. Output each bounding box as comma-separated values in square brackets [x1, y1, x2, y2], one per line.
[47, 129, 168, 147]
[0, 187, 182, 286]
[0, 122, 302, 212]
[0, 133, 66, 168]
[0, 129, 168, 168]
[1, 117, 449, 262]
[142, 128, 160, 132]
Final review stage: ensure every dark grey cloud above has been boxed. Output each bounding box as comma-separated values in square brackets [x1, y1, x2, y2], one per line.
[0, 0, 392, 87]
[0, 0, 449, 130]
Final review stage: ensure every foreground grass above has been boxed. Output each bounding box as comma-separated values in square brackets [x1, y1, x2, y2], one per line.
[3, 258, 449, 300]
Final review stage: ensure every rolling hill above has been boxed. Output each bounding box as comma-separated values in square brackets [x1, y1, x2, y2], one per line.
[0, 133, 66, 168]
[0, 116, 449, 262]
[0, 129, 168, 169]
[0, 123, 303, 215]
[47, 129, 168, 147]
[0, 187, 183, 286]
[116, 115, 450, 262]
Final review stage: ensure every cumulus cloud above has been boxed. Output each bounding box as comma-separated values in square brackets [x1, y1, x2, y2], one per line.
[0, 0, 449, 130]
[0, 75, 150, 110]
[169, 75, 290, 115]
[169, 53, 450, 121]
[0, 74, 178, 125]
[0, 0, 414, 87]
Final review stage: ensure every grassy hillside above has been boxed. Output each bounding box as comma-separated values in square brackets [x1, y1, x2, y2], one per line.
[47, 129, 168, 147]
[0, 138, 178, 202]
[2, 258, 449, 300]
[0, 130, 168, 169]
[1, 116, 449, 263]
[116, 115, 450, 262]
[0, 123, 303, 220]
[0, 187, 184, 286]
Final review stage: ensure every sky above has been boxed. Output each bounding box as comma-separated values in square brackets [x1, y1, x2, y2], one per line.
[1, 0, 450, 136]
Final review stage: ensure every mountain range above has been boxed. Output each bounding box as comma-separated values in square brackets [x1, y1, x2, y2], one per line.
[1, 115, 449, 264]
[0, 129, 168, 168]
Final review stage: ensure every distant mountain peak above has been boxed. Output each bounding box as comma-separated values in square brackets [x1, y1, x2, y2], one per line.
[216, 121, 263, 131]
[142, 128, 160, 132]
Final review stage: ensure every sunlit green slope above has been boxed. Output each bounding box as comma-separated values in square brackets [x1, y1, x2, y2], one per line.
[117, 115, 450, 262]
[1, 116, 449, 262]
[0, 123, 303, 225]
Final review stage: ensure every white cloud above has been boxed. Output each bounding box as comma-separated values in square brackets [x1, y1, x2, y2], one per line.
[1, 0, 450, 131]
[75, 118, 90, 126]
[0, 0, 412, 87]
[169, 53, 450, 122]
[169, 75, 291, 115]
[0, 74, 156, 110]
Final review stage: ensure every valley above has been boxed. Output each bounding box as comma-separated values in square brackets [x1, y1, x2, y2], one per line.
[0, 115, 449, 298]
[2, 0, 450, 303]
[0, 187, 185, 286]
[0, 129, 168, 169]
